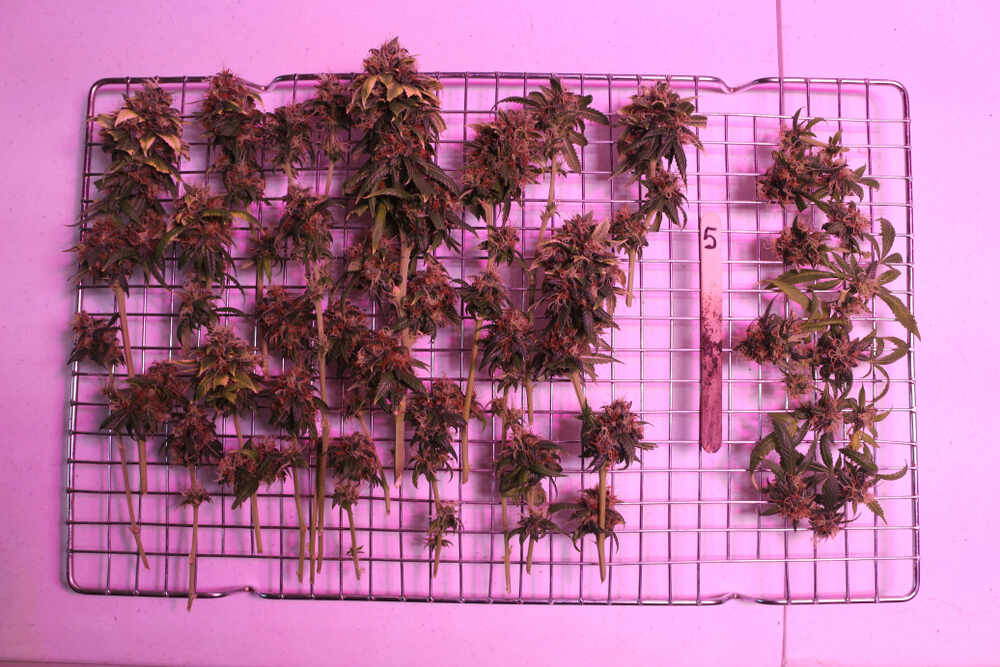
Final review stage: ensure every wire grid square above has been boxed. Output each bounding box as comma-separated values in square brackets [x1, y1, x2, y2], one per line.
[66, 72, 918, 605]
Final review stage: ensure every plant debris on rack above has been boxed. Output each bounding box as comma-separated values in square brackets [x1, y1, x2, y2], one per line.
[737, 110, 917, 538]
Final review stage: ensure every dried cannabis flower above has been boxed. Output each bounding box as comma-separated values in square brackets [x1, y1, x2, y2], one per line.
[275, 183, 334, 267]
[255, 286, 315, 364]
[328, 431, 390, 578]
[774, 217, 828, 269]
[305, 74, 351, 195]
[553, 487, 625, 576]
[507, 506, 560, 574]
[609, 206, 649, 306]
[425, 501, 462, 576]
[176, 280, 237, 357]
[531, 212, 622, 407]
[164, 403, 224, 469]
[261, 366, 324, 440]
[69, 312, 124, 369]
[170, 183, 237, 285]
[581, 399, 649, 472]
[91, 80, 189, 221]
[480, 225, 522, 268]
[197, 70, 267, 210]
[216, 436, 291, 553]
[193, 325, 260, 420]
[496, 428, 563, 503]
[580, 399, 649, 581]
[479, 308, 534, 396]
[408, 379, 480, 493]
[461, 108, 544, 224]
[398, 260, 459, 341]
[614, 81, 706, 184]
[341, 233, 401, 304]
[323, 300, 370, 375]
[264, 102, 315, 182]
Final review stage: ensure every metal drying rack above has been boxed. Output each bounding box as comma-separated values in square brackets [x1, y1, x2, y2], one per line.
[65, 72, 918, 605]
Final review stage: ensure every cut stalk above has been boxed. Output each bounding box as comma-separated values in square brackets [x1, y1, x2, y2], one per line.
[107, 368, 148, 570]
[113, 283, 147, 496]
[393, 233, 413, 489]
[526, 537, 536, 574]
[346, 505, 362, 581]
[525, 379, 535, 426]
[116, 436, 149, 570]
[324, 162, 335, 197]
[359, 418, 391, 514]
[527, 159, 560, 308]
[460, 316, 482, 484]
[186, 465, 199, 611]
[393, 401, 406, 488]
[431, 477, 441, 509]
[312, 274, 331, 574]
[597, 464, 608, 583]
[179, 329, 190, 361]
[597, 534, 607, 582]
[433, 536, 443, 577]
[625, 249, 637, 308]
[256, 266, 269, 376]
[112, 284, 135, 377]
[291, 454, 308, 583]
[187, 502, 200, 611]
[569, 371, 588, 411]
[501, 496, 511, 593]
[250, 492, 264, 554]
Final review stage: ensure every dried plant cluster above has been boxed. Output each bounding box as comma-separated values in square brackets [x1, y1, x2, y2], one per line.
[69, 49, 911, 604]
[738, 111, 918, 538]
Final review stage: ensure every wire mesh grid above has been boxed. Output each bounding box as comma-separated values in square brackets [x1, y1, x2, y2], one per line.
[65, 72, 918, 605]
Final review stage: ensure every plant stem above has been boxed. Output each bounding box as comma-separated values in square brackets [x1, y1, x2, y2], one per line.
[527, 159, 560, 308]
[291, 452, 308, 583]
[251, 492, 264, 554]
[187, 502, 200, 612]
[312, 272, 330, 574]
[113, 283, 148, 495]
[460, 317, 482, 484]
[597, 534, 607, 582]
[136, 434, 148, 497]
[398, 232, 412, 303]
[526, 537, 536, 574]
[433, 536, 443, 577]
[233, 417, 245, 445]
[112, 284, 135, 377]
[283, 163, 295, 189]
[501, 496, 511, 593]
[393, 232, 413, 489]
[625, 249, 637, 308]
[569, 371, 588, 411]
[346, 505, 362, 581]
[116, 435, 149, 570]
[393, 402, 406, 488]
[256, 266, 269, 376]
[525, 379, 534, 426]
[597, 464, 608, 583]
[431, 477, 440, 510]
[324, 162, 334, 197]
[186, 465, 199, 611]
[359, 418, 391, 514]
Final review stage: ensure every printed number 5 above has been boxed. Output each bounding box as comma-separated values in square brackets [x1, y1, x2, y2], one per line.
[703, 226, 717, 250]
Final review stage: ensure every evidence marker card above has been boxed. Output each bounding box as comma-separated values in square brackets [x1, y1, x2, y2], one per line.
[698, 212, 723, 453]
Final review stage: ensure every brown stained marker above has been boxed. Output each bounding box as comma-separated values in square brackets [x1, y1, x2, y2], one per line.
[699, 212, 723, 453]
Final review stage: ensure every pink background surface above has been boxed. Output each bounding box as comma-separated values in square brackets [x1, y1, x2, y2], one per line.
[0, 1, 997, 664]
